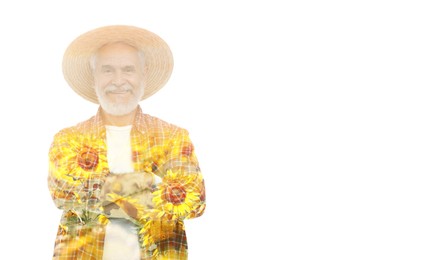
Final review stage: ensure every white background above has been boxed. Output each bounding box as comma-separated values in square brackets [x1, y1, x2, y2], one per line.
[0, 0, 443, 259]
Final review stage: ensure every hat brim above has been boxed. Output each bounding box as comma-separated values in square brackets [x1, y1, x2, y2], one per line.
[62, 25, 174, 104]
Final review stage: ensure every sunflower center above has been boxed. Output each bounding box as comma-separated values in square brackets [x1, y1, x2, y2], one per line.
[77, 147, 99, 170]
[166, 184, 187, 205]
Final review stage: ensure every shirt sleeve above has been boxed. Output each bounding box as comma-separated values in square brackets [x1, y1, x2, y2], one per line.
[97, 128, 206, 224]
[47, 129, 103, 214]
[154, 128, 206, 220]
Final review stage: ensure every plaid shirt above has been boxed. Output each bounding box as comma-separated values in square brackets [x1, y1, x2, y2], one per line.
[48, 106, 206, 260]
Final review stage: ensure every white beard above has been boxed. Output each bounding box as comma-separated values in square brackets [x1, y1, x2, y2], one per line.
[96, 83, 144, 116]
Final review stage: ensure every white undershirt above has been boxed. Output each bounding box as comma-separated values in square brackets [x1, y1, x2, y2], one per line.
[102, 125, 140, 260]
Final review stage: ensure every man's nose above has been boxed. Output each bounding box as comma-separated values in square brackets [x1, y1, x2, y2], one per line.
[112, 72, 126, 86]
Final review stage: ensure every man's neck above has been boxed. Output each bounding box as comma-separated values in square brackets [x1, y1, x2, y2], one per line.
[100, 107, 137, 126]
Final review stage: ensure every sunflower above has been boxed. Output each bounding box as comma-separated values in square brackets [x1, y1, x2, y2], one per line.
[145, 145, 168, 173]
[53, 226, 104, 259]
[131, 135, 151, 172]
[139, 213, 177, 246]
[152, 170, 202, 220]
[139, 212, 187, 258]
[49, 132, 108, 185]
[188, 180, 206, 219]
[132, 134, 168, 174]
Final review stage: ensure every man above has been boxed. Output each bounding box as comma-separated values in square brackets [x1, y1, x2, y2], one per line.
[48, 25, 206, 260]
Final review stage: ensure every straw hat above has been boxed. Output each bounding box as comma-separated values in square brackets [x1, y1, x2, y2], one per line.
[62, 25, 174, 104]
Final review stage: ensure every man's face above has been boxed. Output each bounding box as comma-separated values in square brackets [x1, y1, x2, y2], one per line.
[92, 42, 145, 116]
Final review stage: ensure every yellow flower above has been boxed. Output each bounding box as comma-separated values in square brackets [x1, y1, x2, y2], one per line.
[152, 170, 202, 220]
[49, 132, 108, 184]
[131, 136, 150, 172]
[132, 135, 168, 173]
[139, 213, 187, 258]
[139, 213, 177, 245]
[55, 228, 102, 258]
[146, 145, 168, 172]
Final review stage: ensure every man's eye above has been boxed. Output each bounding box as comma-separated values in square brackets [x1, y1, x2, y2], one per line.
[100, 66, 113, 73]
[124, 67, 135, 72]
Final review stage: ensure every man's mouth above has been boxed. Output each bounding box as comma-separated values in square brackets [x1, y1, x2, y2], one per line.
[108, 90, 131, 94]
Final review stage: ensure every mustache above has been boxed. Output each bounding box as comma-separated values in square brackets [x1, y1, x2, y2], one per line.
[104, 84, 133, 93]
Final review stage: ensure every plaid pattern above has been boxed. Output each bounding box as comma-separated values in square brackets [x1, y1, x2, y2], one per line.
[48, 106, 205, 260]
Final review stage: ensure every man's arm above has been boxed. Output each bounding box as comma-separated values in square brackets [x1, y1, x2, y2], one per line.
[100, 172, 155, 222]
[47, 129, 105, 213]
[153, 128, 206, 220]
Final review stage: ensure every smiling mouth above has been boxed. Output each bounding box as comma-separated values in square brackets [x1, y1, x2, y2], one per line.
[108, 90, 131, 94]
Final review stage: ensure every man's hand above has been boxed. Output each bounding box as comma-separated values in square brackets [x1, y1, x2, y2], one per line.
[100, 172, 154, 201]
[100, 172, 156, 220]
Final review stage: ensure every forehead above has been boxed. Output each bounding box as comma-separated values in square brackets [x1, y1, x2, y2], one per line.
[95, 42, 142, 65]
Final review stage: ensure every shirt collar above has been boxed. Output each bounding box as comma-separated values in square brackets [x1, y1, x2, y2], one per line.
[92, 105, 149, 138]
